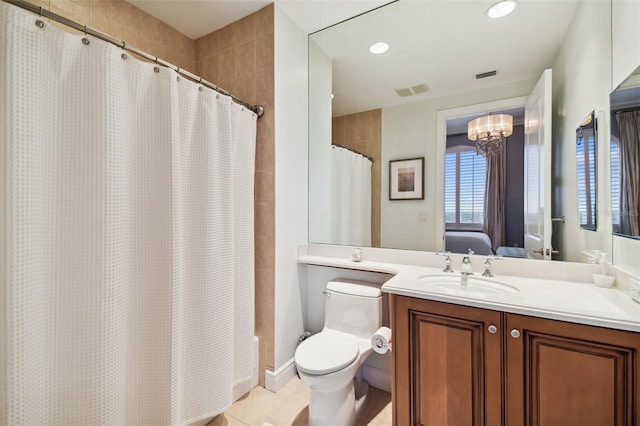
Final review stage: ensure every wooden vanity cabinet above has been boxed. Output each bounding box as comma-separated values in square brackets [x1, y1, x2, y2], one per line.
[392, 295, 503, 425]
[505, 313, 640, 426]
[391, 295, 640, 426]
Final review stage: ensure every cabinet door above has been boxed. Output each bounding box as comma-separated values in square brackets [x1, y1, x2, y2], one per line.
[506, 314, 640, 426]
[392, 296, 503, 426]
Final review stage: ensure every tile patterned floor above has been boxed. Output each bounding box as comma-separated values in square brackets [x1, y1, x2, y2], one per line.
[208, 377, 392, 426]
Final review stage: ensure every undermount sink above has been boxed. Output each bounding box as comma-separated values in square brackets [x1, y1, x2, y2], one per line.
[418, 274, 519, 297]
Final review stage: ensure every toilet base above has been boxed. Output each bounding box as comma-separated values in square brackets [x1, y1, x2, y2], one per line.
[354, 377, 369, 417]
[307, 377, 370, 426]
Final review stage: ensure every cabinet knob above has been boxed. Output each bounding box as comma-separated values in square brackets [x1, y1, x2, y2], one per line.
[510, 329, 521, 338]
[488, 325, 498, 334]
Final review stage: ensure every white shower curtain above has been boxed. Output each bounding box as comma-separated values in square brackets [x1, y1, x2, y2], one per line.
[330, 146, 372, 246]
[0, 3, 256, 425]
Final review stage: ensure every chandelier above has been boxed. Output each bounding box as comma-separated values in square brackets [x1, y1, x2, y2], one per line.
[467, 114, 513, 156]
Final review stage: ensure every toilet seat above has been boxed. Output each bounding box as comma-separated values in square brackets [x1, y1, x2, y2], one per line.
[295, 329, 359, 375]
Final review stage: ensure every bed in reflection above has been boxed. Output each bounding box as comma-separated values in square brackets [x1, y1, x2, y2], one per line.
[445, 231, 526, 258]
[445, 231, 493, 255]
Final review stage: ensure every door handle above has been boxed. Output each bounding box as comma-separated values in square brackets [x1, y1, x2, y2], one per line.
[532, 248, 559, 256]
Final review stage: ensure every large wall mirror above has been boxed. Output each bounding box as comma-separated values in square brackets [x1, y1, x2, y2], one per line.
[610, 65, 640, 240]
[309, 0, 613, 262]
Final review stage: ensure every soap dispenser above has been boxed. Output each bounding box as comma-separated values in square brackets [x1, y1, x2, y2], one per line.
[589, 251, 616, 288]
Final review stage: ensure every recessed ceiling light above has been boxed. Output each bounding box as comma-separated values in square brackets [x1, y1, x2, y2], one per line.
[369, 41, 389, 55]
[486, 0, 517, 19]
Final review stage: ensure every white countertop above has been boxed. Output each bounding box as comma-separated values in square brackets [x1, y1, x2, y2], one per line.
[298, 253, 640, 333]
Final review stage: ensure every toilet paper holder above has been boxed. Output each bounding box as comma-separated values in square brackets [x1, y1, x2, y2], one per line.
[371, 326, 392, 354]
[373, 337, 391, 351]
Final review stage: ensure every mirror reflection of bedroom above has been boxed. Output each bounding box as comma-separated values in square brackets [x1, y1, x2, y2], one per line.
[445, 107, 525, 258]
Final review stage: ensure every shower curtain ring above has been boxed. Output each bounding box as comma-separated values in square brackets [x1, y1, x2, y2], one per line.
[35, 7, 45, 28]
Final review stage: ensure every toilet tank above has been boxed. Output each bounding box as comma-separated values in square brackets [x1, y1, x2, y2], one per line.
[324, 280, 382, 338]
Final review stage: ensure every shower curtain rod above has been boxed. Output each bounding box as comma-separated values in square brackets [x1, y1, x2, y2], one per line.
[2, 0, 265, 118]
[332, 143, 374, 163]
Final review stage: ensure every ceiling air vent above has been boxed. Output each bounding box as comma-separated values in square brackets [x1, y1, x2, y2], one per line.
[395, 83, 429, 97]
[411, 83, 429, 94]
[395, 88, 413, 97]
[475, 70, 497, 79]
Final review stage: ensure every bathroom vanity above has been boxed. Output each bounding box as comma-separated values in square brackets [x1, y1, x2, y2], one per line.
[297, 245, 640, 426]
[392, 295, 640, 426]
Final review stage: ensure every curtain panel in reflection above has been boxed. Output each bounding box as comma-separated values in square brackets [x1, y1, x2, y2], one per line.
[615, 110, 640, 236]
[330, 146, 372, 246]
[483, 147, 506, 251]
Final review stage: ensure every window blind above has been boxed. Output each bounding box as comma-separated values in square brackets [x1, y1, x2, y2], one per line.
[611, 140, 620, 228]
[445, 147, 486, 229]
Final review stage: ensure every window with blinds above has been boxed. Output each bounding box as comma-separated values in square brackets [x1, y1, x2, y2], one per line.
[611, 139, 620, 231]
[445, 146, 486, 230]
[576, 134, 596, 228]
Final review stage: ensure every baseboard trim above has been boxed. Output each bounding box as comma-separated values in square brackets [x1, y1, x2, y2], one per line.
[264, 357, 297, 393]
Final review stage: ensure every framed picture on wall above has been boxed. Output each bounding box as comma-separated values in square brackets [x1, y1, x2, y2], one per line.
[389, 157, 424, 200]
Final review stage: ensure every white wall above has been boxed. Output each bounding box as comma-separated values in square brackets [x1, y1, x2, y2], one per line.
[551, 0, 612, 263]
[381, 81, 534, 251]
[274, 5, 309, 370]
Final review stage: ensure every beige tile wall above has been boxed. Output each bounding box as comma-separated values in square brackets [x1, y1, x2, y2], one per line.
[332, 109, 382, 247]
[24, 0, 276, 387]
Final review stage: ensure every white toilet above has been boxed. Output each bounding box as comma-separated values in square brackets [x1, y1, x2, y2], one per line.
[294, 280, 382, 426]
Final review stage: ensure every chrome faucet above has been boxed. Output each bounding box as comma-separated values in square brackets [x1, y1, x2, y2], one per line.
[461, 249, 474, 286]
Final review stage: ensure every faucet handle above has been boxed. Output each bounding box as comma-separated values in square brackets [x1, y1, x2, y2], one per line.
[482, 255, 503, 277]
[436, 251, 454, 273]
[467, 249, 475, 255]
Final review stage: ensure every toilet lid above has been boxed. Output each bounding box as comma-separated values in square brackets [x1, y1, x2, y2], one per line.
[295, 330, 359, 375]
